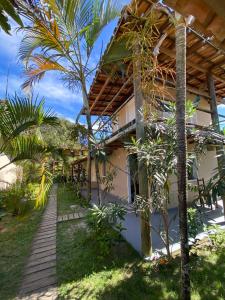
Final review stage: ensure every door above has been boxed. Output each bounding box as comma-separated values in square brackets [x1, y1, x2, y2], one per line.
[127, 154, 139, 203]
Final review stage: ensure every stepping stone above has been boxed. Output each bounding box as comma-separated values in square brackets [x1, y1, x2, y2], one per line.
[23, 267, 56, 283]
[32, 244, 55, 254]
[29, 249, 56, 261]
[21, 276, 57, 293]
[32, 237, 56, 249]
[25, 261, 56, 275]
[34, 237, 56, 244]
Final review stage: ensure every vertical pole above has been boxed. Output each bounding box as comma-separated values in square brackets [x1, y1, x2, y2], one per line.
[175, 16, 190, 300]
[207, 73, 225, 217]
[207, 73, 220, 131]
[133, 45, 152, 257]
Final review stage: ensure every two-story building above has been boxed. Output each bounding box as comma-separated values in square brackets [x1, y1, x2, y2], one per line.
[82, 0, 225, 211]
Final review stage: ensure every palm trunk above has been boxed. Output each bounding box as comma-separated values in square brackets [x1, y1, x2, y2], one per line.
[175, 17, 190, 300]
[161, 200, 170, 258]
[133, 45, 152, 258]
[207, 73, 225, 217]
[95, 157, 101, 205]
[82, 85, 93, 203]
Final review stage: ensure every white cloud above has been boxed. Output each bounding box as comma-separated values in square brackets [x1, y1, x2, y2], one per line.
[0, 26, 23, 62]
[0, 72, 83, 107]
[35, 75, 83, 105]
[57, 112, 75, 123]
[218, 104, 225, 108]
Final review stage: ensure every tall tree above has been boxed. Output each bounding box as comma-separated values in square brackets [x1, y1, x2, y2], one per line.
[133, 45, 152, 257]
[17, 0, 121, 202]
[175, 14, 190, 300]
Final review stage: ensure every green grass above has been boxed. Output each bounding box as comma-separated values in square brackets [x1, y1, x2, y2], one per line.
[57, 185, 225, 300]
[0, 209, 43, 300]
[57, 183, 88, 215]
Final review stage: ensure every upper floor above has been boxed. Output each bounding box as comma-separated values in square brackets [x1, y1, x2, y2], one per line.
[111, 88, 213, 134]
[87, 1, 225, 135]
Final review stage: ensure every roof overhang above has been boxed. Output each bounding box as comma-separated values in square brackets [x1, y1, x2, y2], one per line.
[88, 0, 225, 117]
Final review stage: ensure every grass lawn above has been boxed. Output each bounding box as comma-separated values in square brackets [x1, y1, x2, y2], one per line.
[57, 185, 225, 300]
[57, 183, 88, 216]
[0, 209, 43, 300]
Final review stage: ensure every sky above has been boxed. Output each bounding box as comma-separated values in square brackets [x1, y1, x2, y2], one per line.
[0, 0, 224, 128]
[0, 17, 121, 124]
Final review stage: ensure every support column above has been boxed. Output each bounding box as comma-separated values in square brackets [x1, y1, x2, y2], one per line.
[207, 73, 225, 217]
[133, 45, 152, 258]
[175, 15, 190, 300]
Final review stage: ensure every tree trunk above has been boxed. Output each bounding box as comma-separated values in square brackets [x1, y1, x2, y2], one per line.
[175, 17, 190, 300]
[95, 157, 101, 205]
[133, 45, 152, 258]
[207, 73, 225, 217]
[82, 85, 93, 203]
[161, 198, 170, 258]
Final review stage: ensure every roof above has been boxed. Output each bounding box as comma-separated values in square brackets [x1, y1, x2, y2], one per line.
[88, 0, 225, 116]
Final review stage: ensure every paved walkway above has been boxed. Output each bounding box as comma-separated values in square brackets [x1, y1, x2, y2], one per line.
[57, 211, 86, 223]
[18, 185, 57, 300]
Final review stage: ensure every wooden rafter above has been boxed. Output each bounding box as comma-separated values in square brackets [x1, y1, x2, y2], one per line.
[160, 46, 225, 85]
[90, 76, 111, 112]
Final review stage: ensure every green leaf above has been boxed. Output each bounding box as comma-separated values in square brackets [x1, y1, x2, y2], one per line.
[0, 0, 23, 34]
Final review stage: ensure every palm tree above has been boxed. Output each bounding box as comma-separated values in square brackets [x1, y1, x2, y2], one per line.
[0, 95, 58, 205]
[175, 16, 190, 300]
[0, 94, 57, 168]
[17, 0, 121, 202]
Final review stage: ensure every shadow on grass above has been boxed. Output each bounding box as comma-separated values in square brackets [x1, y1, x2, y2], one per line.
[57, 220, 179, 299]
[57, 219, 225, 300]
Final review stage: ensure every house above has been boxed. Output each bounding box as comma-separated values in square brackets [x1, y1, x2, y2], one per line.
[0, 154, 21, 190]
[80, 0, 225, 211]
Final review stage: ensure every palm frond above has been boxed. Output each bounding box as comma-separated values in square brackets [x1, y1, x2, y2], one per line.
[83, 0, 121, 56]
[35, 160, 53, 207]
[21, 55, 69, 90]
[0, 94, 58, 151]
[0, 0, 23, 34]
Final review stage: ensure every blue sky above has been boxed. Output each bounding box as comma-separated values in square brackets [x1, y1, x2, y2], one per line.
[0, 0, 224, 128]
[0, 17, 121, 123]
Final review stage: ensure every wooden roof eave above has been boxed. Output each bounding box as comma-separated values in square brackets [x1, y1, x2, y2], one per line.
[88, 0, 225, 117]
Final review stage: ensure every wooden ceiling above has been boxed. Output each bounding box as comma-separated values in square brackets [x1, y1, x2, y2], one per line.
[88, 0, 225, 116]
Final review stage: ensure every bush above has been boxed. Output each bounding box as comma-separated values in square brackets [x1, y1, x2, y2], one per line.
[86, 203, 126, 256]
[207, 224, 225, 250]
[187, 207, 204, 240]
[0, 182, 39, 216]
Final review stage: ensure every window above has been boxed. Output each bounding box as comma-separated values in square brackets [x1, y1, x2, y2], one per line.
[188, 155, 198, 180]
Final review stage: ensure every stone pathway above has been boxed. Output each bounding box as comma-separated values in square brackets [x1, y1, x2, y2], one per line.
[17, 185, 57, 300]
[57, 211, 86, 223]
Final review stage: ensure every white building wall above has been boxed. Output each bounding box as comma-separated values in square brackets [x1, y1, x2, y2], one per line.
[0, 155, 21, 189]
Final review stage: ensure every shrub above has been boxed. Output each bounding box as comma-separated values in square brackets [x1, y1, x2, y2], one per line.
[187, 207, 204, 240]
[86, 203, 126, 256]
[0, 182, 39, 216]
[207, 224, 225, 250]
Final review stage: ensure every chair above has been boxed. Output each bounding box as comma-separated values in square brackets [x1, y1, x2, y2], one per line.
[197, 178, 213, 210]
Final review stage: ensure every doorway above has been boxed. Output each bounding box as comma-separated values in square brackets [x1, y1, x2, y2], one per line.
[127, 154, 139, 203]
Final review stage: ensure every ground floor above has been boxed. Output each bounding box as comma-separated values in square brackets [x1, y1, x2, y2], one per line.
[83, 187, 225, 254]
[88, 145, 219, 209]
